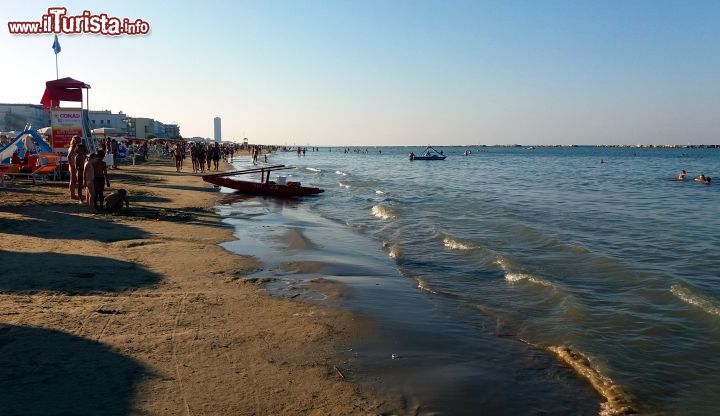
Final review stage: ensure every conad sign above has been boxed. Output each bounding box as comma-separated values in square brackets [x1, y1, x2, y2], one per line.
[51, 108, 83, 150]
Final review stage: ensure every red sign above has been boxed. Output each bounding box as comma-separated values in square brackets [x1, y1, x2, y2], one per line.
[51, 108, 83, 151]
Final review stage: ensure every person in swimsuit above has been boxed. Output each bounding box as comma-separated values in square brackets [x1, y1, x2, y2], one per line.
[83, 153, 96, 212]
[93, 150, 110, 210]
[75, 143, 88, 200]
[67, 136, 81, 199]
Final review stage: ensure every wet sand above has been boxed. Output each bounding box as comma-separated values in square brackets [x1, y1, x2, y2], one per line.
[0, 160, 392, 415]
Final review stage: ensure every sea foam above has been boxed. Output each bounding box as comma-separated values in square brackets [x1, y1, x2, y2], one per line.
[371, 205, 396, 220]
[505, 272, 554, 288]
[671, 283, 720, 317]
[547, 345, 635, 416]
[443, 237, 473, 250]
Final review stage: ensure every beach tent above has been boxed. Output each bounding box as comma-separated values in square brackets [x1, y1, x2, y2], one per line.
[0, 129, 53, 163]
[40, 77, 91, 109]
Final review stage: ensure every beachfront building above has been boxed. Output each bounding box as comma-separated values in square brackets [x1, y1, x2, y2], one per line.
[0, 103, 51, 132]
[88, 110, 128, 134]
[214, 117, 221, 142]
[164, 124, 180, 139]
[153, 121, 167, 139]
[127, 117, 155, 139]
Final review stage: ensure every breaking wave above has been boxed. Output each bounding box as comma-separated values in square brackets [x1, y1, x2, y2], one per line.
[443, 237, 473, 250]
[505, 272, 554, 288]
[671, 283, 720, 317]
[371, 204, 396, 220]
[306, 167, 321, 172]
[338, 182, 351, 189]
[547, 346, 635, 416]
[375, 190, 386, 195]
[336, 170, 348, 176]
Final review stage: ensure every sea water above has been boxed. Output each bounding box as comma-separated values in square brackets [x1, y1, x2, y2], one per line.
[219, 146, 720, 415]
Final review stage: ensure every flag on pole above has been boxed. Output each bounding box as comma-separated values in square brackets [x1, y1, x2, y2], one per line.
[52, 35, 61, 54]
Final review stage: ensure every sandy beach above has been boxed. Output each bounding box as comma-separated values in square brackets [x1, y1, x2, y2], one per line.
[0, 160, 391, 415]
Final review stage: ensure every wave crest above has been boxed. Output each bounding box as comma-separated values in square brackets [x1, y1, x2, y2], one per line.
[306, 167, 321, 172]
[505, 272, 554, 288]
[371, 205, 396, 220]
[547, 346, 635, 416]
[335, 170, 348, 176]
[671, 283, 720, 317]
[443, 237, 473, 250]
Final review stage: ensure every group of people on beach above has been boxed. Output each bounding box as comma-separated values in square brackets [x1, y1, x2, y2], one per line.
[67, 136, 129, 213]
[172, 141, 237, 173]
[677, 170, 711, 184]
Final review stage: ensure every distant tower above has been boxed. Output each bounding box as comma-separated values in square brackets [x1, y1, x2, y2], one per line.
[213, 117, 221, 142]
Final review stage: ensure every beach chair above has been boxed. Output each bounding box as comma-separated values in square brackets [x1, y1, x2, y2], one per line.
[30, 164, 58, 184]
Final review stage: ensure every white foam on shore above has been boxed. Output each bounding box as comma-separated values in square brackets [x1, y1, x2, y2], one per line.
[547, 345, 635, 416]
[443, 237, 473, 250]
[671, 284, 720, 317]
[371, 204, 396, 220]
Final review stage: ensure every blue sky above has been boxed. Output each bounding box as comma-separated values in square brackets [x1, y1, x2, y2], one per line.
[2, 0, 719, 145]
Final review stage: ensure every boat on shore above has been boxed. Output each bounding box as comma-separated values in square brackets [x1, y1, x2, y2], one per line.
[409, 146, 446, 161]
[203, 165, 324, 197]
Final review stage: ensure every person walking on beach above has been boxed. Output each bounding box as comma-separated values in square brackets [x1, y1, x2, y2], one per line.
[206, 144, 213, 172]
[197, 144, 207, 173]
[211, 142, 221, 171]
[190, 143, 198, 172]
[67, 136, 81, 200]
[93, 150, 110, 210]
[110, 139, 119, 169]
[83, 153, 96, 212]
[174, 143, 184, 172]
[74, 143, 88, 201]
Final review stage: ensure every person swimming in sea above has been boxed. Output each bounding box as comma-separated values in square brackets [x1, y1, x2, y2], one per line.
[677, 170, 686, 180]
[695, 174, 711, 184]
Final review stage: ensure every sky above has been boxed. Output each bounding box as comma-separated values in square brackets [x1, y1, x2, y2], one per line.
[2, 0, 719, 145]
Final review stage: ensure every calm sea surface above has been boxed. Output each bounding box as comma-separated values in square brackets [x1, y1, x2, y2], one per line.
[219, 146, 720, 415]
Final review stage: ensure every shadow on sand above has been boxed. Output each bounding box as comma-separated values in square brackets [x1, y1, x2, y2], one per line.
[0, 324, 149, 416]
[0, 250, 161, 294]
[0, 205, 149, 242]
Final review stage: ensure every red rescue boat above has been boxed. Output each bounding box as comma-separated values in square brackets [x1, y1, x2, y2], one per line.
[202, 165, 324, 197]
